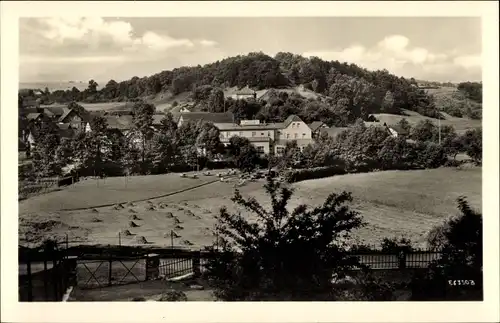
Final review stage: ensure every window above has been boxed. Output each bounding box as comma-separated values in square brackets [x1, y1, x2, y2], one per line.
[276, 147, 285, 155]
[302, 133, 306, 138]
[239, 132, 243, 136]
[286, 133, 290, 139]
[256, 146, 265, 153]
[268, 131, 271, 137]
[252, 132, 256, 137]
[294, 133, 298, 139]
[220, 132, 224, 138]
[261, 132, 265, 136]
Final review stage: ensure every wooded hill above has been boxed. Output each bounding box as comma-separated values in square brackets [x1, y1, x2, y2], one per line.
[29, 52, 482, 126]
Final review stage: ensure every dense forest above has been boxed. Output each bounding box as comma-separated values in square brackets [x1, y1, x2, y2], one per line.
[26, 52, 482, 125]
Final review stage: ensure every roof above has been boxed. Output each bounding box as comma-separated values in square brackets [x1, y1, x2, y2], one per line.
[235, 85, 255, 95]
[319, 127, 350, 139]
[214, 122, 282, 131]
[26, 113, 42, 120]
[42, 106, 66, 117]
[283, 115, 304, 128]
[308, 121, 327, 132]
[275, 139, 314, 146]
[179, 112, 234, 124]
[58, 108, 75, 122]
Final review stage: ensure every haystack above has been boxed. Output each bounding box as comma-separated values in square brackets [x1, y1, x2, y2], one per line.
[136, 236, 148, 244]
[91, 217, 102, 223]
[174, 225, 184, 230]
[128, 209, 137, 213]
[173, 217, 181, 224]
[185, 210, 195, 217]
[165, 212, 174, 218]
[146, 206, 156, 211]
[91, 208, 99, 213]
[120, 229, 132, 236]
[181, 240, 194, 246]
[126, 202, 135, 207]
[130, 214, 140, 220]
[129, 221, 139, 228]
[171, 231, 181, 238]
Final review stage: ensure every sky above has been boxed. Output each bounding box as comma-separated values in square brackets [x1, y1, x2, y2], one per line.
[19, 17, 482, 84]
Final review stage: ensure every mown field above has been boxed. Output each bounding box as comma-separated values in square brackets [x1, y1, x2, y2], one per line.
[19, 167, 481, 249]
[373, 109, 481, 134]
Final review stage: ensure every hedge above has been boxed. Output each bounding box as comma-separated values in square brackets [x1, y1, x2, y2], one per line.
[285, 166, 346, 183]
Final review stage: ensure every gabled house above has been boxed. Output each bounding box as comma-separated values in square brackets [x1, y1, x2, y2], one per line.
[230, 85, 257, 100]
[213, 114, 315, 156]
[175, 112, 234, 128]
[308, 121, 329, 139]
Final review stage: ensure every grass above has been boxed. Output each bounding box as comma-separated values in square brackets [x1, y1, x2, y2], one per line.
[18, 171, 221, 213]
[19, 167, 481, 250]
[373, 109, 481, 133]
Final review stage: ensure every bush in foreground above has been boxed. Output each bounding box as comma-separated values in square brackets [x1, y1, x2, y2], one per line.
[411, 197, 482, 300]
[203, 175, 397, 301]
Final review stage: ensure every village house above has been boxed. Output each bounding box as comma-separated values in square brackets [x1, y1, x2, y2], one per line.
[175, 112, 234, 128]
[229, 85, 257, 100]
[213, 114, 314, 156]
[364, 121, 409, 138]
[308, 121, 329, 139]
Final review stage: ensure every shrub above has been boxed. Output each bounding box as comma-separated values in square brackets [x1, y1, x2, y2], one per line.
[411, 197, 482, 300]
[285, 166, 346, 183]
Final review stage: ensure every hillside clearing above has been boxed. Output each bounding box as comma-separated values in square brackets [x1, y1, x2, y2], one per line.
[19, 167, 481, 249]
[374, 109, 481, 133]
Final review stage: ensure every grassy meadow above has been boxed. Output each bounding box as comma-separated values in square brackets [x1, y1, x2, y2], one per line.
[19, 167, 481, 249]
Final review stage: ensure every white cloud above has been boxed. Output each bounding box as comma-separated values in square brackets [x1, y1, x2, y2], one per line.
[33, 17, 208, 53]
[303, 34, 481, 80]
[199, 39, 218, 47]
[453, 54, 481, 69]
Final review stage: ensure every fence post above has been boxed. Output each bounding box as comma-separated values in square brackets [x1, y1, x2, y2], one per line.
[398, 251, 407, 269]
[65, 256, 78, 289]
[108, 254, 113, 287]
[192, 251, 201, 278]
[118, 232, 121, 246]
[52, 252, 59, 301]
[145, 253, 160, 281]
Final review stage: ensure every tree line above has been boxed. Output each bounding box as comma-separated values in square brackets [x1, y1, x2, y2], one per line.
[24, 100, 482, 181]
[33, 52, 444, 122]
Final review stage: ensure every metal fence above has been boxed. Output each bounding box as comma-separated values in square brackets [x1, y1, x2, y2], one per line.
[19, 244, 443, 299]
[19, 246, 76, 301]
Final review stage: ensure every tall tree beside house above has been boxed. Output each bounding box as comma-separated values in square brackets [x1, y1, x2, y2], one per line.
[196, 122, 223, 159]
[31, 123, 62, 177]
[131, 102, 156, 173]
[70, 116, 112, 177]
[150, 132, 178, 173]
[228, 136, 260, 172]
[204, 175, 366, 301]
[208, 88, 225, 113]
